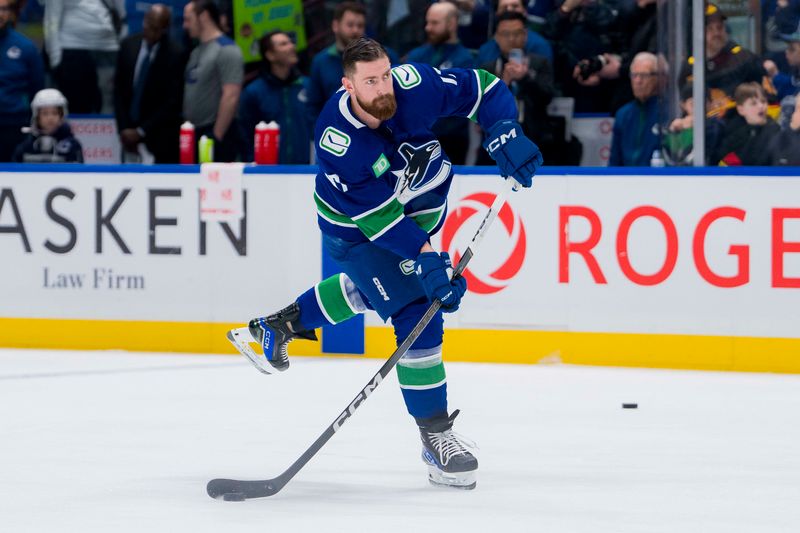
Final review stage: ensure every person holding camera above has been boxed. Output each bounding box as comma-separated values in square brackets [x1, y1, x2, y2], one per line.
[543, 0, 626, 113]
[478, 12, 574, 164]
[475, 0, 553, 66]
[570, 0, 658, 113]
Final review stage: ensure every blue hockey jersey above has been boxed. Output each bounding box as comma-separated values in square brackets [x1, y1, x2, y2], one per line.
[313, 62, 517, 260]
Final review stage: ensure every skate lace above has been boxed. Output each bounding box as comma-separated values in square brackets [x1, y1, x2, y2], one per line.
[428, 430, 476, 466]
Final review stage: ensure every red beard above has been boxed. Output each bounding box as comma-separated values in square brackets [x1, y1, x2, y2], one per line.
[358, 93, 397, 121]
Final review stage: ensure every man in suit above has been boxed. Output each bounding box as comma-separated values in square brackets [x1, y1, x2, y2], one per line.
[114, 4, 184, 163]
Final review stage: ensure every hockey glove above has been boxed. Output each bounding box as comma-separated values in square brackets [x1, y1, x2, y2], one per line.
[483, 119, 543, 188]
[415, 251, 468, 313]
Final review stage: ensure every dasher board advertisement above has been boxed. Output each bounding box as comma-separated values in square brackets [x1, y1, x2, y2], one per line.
[0, 168, 318, 323]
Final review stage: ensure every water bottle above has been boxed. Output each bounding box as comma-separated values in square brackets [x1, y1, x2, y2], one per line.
[198, 135, 214, 163]
[179, 121, 195, 164]
[254, 121, 280, 164]
[650, 149, 665, 167]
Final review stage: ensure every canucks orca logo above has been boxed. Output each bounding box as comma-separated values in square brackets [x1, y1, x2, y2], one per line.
[394, 140, 451, 203]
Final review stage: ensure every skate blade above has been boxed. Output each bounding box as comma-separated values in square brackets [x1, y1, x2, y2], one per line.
[226, 327, 286, 375]
[427, 466, 477, 490]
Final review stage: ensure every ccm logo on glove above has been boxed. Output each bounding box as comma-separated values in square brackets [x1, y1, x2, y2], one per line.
[486, 127, 517, 154]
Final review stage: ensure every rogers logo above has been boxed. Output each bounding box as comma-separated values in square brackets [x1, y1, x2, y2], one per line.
[441, 192, 526, 294]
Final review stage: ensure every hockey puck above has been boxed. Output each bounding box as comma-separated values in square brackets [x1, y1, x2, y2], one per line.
[222, 492, 247, 502]
[622, 403, 638, 409]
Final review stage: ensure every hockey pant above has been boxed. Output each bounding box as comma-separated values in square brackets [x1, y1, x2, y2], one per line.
[292, 235, 448, 421]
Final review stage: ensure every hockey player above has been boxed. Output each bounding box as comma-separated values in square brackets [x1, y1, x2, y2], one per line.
[13, 89, 83, 163]
[243, 38, 542, 490]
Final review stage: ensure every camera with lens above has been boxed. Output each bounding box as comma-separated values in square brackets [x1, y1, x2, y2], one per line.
[577, 55, 607, 81]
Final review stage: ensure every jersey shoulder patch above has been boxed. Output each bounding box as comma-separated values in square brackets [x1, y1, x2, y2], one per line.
[391, 64, 422, 90]
[319, 126, 351, 157]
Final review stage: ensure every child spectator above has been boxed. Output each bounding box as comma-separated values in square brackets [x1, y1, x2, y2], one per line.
[13, 89, 83, 163]
[716, 82, 780, 166]
[664, 84, 723, 165]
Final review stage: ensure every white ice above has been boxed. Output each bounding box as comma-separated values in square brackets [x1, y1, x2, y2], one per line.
[1, 348, 799, 533]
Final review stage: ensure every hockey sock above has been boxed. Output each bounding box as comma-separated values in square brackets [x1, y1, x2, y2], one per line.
[392, 299, 448, 420]
[296, 273, 369, 329]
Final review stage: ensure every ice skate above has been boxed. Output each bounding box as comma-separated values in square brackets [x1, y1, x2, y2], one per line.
[244, 302, 317, 373]
[418, 410, 478, 490]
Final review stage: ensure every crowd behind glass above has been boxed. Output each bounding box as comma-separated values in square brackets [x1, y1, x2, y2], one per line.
[1, 0, 798, 167]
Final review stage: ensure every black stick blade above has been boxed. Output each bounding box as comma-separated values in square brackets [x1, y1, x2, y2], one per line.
[207, 478, 283, 500]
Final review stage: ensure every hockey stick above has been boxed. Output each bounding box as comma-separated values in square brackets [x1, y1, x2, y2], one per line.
[207, 177, 520, 501]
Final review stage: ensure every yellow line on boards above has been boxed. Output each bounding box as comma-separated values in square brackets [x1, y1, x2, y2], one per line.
[1, 318, 798, 373]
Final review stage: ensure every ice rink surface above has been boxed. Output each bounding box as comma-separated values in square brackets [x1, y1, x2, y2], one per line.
[2, 348, 799, 533]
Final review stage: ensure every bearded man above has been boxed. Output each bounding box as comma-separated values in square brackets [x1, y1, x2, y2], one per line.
[234, 38, 543, 490]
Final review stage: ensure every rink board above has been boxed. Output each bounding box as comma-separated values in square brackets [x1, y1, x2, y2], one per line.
[0, 165, 798, 372]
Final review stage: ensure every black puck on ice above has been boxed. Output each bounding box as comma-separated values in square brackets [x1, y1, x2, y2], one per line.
[622, 403, 638, 409]
[222, 492, 247, 502]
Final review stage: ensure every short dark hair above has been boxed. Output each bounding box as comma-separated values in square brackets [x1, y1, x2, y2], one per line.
[334, 1, 366, 22]
[734, 81, 767, 105]
[495, 10, 527, 28]
[259, 30, 289, 60]
[191, 0, 221, 28]
[342, 37, 388, 76]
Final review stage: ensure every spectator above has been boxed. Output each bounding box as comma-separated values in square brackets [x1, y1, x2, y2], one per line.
[239, 31, 311, 164]
[13, 88, 83, 163]
[543, 0, 626, 113]
[478, 11, 577, 164]
[767, 31, 800, 100]
[524, 0, 555, 31]
[0, 0, 44, 162]
[183, 0, 244, 162]
[406, 2, 474, 164]
[716, 82, 780, 166]
[448, 0, 492, 52]
[774, 0, 800, 40]
[574, 0, 658, 113]
[768, 94, 800, 165]
[476, 0, 552, 65]
[44, 0, 125, 114]
[114, 4, 185, 164]
[364, 0, 436, 56]
[307, 2, 399, 120]
[407, 2, 473, 69]
[609, 52, 661, 166]
[679, 3, 769, 115]
[663, 84, 723, 165]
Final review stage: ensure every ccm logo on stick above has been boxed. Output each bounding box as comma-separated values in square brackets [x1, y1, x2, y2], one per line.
[559, 206, 800, 288]
[333, 374, 383, 432]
